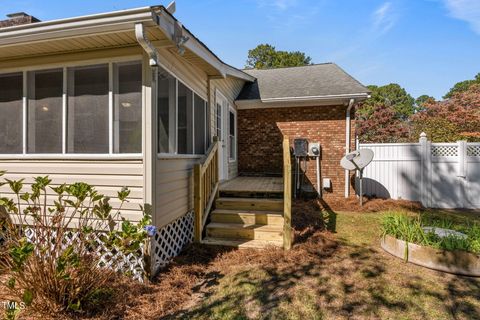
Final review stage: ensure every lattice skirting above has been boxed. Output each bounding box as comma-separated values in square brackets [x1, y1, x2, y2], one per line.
[151, 211, 194, 276]
[0, 211, 195, 281]
[23, 228, 146, 281]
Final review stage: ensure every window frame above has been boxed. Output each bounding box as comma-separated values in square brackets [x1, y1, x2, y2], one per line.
[0, 55, 143, 160]
[228, 105, 237, 162]
[156, 67, 210, 159]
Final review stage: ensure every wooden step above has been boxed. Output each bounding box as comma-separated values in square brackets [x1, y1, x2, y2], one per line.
[202, 237, 283, 249]
[215, 197, 284, 211]
[219, 190, 283, 199]
[206, 222, 283, 241]
[211, 209, 284, 225]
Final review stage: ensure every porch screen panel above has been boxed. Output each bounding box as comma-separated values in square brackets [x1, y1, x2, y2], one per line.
[158, 67, 176, 153]
[67, 64, 109, 154]
[27, 69, 63, 153]
[114, 62, 142, 154]
[177, 82, 193, 154]
[0, 73, 23, 154]
[194, 94, 206, 155]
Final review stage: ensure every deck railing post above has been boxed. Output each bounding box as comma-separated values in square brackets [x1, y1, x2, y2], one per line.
[283, 136, 293, 249]
[193, 163, 203, 242]
[193, 136, 220, 243]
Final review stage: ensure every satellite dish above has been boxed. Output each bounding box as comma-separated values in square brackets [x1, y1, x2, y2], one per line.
[340, 149, 374, 206]
[166, 1, 176, 14]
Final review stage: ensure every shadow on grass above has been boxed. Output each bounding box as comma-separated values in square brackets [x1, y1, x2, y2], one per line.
[163, 202, 480, 320]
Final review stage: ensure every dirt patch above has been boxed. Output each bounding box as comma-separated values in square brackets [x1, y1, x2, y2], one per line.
[87, 199, 335, 319]
[2, 199, 477, 319]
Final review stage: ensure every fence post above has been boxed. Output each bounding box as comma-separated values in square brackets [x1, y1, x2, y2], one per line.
[457, 141, 467, 178]
[457, 140, 467, 208]
[419, 133, 429, 208]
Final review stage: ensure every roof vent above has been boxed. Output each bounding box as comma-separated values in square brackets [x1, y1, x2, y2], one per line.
[0, 12, 41, 28]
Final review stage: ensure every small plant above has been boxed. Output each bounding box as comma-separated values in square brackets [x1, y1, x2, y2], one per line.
[381, 211, 480, 255]
[0, 171, 151, 316]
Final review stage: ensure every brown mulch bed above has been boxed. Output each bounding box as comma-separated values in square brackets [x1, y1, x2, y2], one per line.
[104, 199, 337, 320]
[320, 195, 423, 213]
[0, 197, 422, 319]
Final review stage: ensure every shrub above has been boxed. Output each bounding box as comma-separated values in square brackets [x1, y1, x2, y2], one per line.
[0, 171, 152, 316]
[381, 212, 480, 254]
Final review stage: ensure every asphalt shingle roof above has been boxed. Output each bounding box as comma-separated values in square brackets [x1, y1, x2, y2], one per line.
[236, 63, 370, 101]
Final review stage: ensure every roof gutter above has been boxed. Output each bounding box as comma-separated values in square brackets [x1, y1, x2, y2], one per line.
[261, 93, 370, 103]
[0, 7, 156, 46]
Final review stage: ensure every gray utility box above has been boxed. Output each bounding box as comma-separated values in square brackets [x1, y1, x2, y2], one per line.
[293, 138, 309, 157]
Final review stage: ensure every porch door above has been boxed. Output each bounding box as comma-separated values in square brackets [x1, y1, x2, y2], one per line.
[215, 91, 229, 180]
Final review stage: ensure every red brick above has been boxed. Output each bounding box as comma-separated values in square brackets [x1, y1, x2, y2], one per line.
[238, 105, 356, 200]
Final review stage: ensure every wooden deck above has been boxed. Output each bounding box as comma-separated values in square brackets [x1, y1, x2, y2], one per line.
[220, 177, 283, 194]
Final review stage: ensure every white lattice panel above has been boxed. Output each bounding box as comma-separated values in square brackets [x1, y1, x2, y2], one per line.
[467, 145, 480, 157]
[151, 211, 194, 276]
[431, 145, 458, 157]
[24, 228, 145, 281]
[2, 211, 195, 280]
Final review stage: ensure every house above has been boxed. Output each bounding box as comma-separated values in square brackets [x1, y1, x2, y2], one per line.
[0, 5, 369, 274]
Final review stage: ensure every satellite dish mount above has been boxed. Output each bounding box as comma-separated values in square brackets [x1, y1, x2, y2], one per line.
[340, 149, 374, 206]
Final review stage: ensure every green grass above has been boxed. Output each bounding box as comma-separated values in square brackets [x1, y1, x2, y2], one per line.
[382, 211, 480, 254]
[178, 208, 480, 320]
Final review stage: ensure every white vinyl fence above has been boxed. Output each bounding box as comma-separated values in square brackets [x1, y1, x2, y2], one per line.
[357, 133, 480, 209]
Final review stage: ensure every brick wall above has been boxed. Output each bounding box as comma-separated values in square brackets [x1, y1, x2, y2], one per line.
[237, 105, 356, 200]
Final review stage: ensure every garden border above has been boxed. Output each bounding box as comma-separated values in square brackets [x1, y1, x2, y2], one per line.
[381, 235, 480, 277]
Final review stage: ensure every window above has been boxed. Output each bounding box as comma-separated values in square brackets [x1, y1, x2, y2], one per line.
[0, 73, 23, 154]
[177, 82, 193, 154]
[229, 109, 236, 160]
[0, 61, 143, 156]
[114, 62, 142, 153]
[158, 68, 176, 153]
[27, 69, 63, 153]
[216, 103, 222, 139]
[67, 64, 109, 154]
[194, 93, 206, 155]
[156, 69, 210, 156]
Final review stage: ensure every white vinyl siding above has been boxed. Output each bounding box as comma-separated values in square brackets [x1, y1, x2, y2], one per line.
[0, 160, 144, 222]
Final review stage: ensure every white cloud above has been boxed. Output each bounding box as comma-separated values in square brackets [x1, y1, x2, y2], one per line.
[444, 0, 480, 34]
[372, 2, 397, 35]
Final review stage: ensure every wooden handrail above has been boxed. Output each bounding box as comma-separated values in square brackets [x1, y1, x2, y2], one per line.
[283, 136, 293, 249]
[193, 137, 220, 242]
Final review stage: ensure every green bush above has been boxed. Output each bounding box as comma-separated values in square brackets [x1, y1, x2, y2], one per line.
[381, 212, 480, 254]
[0, 171, 152, 316]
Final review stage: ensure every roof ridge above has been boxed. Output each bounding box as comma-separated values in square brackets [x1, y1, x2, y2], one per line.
[243, 62, 334, 72]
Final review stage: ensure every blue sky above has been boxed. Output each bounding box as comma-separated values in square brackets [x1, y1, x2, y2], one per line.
[1, 0, 479, 99]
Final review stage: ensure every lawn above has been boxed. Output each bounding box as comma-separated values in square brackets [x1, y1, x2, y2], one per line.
[162, 202, 480, 320]
[2, 200, 479, 319]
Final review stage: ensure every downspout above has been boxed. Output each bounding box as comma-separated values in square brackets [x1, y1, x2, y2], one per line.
[135, 22, 158, 66]
[345, 98, 355, 198]
[136, 21, 159, 241]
